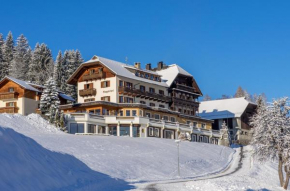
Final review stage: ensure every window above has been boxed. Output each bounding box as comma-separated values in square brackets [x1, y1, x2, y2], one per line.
[164, 130, 174, 139]
[154, 114, 160, 120]
[89, 110, 94, 114]
[149, 103, 155, 107]
[193, 122, 197, 127]
[178, 109, 182, 113]
[148, 127, 159, 137]
[132, 110, 137, 116]
[139, 110, 143, 117]
[124, 97, 133, 103]
[98, 126, 106, 134]
[102, 109, 109, 115]
[163, 116, 168, 121]
[119, 80, 123, 87]
[69, 123, 84, 134]
[101, 81, 110, 88]
[146, 113, 151, 118]
[159, 90, 164, 95]
[125, 82, 133, 88]
[150, 75, 154, 80]
[84, 83, 93, 89]
[201, 123, 206, 129]
[84, 98, 95, 102]
[119, 96, 124, 103]
[126, 110, 131, 116]
[140, 73, 144, 78]
[145, 74, 149, 79]
[199, 136, 203, 142]
[133, 126, 140, 137]
[88, 124, 96, 133]
[170, 117, 176, 122]
[140, 85, 145, 92]
[140, 101, 146, 104]
[109, 126, 117, 136]
[192, 134, 197, 142]
[7, 102, 15, 107]
[187, 121, 191, 125]
[120, 126, 130, 136]
[90, 69, 95, 74]
[204, 136, 209, 143]
[101, 96, 110, 101]
[159, 104, 165, 108]
[95, 109, 101, 115]
[8, 87, 14, 92]
[135, 71, 139, 76]
[120, 110, 123, 116]
[149, 87, 155, 93]
[155, 76, 158, 81]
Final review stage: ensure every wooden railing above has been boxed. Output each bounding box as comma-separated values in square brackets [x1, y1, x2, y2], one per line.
[176, 84, 196, 93]
[118, 87, 171, 103]
[0, 92, 18, 100]
[79, 88, 96, 97]
[0, 107, 18, 113]
[83, 73, 105, 81]
[172, 97, 199, 106]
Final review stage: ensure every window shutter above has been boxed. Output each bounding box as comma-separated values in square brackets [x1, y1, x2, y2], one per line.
[101, 97, 104, 101]
[89, 83, 93, 89]
[107, 81, 110, 87]
[108, 96, 110, 101]
[84, 84, 87, 90]
[101, 82, 104, 88]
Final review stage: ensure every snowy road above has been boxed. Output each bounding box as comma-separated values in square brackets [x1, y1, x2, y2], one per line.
[137, 146, 282, 191]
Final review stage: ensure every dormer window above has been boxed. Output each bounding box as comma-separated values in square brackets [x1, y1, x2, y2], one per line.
[155, 77, 158, 81]
[90, 69, 95, 74]
[135, 71, 140, 76]
[150, 75, 154, 80]
[145, 74, 149, 79]
[140, 73, 144, 78]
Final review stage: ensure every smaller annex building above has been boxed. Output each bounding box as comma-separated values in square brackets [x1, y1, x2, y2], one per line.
[0, 76, 74, 115]
[199, 97, 257, 145]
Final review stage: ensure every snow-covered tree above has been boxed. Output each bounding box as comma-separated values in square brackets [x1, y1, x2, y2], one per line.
[234, 86, 245, 98]
[40, 78, 60, 121]
[53, 51, 62, 89]
[251, 97, 290, 189]
[203, 94, 212, 101]
[1, 31, 14, 78]
[0, 33, 4, 80]
[10, 34, 31, 80]
[28, 43, 54, 85]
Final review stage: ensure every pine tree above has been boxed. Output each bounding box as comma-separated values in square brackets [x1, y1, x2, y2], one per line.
[2, 31, 14, 78]
[28, 43, 54, 85]
[60, 50, 69, 91]
[10, 34, 31, 80]
[53, 51, 62, 89]
[40, 78, 60, 120]
[234, 86, 245, 98]
[251, 97, 290, 189]
[0, 33, 4, 80]
[203, 94, 212, 101]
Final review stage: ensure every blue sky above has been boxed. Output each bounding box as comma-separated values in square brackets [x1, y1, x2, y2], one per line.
[1, 0, 290, 100]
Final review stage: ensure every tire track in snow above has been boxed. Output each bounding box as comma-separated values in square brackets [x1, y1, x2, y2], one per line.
[143, 147, 244, 191]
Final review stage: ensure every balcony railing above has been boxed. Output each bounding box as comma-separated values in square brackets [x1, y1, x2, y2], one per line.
[118, 87, 172, 103]
[176, 84, 196, 93]
[79, 88, 96, 97]
[0, 92, 18, 100]
[83, 73, 105, 81]
[0, 106, 18, 113]
[172, 97, 199, 107]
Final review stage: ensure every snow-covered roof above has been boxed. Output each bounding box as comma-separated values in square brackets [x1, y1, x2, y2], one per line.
[199, 97, 257, 119]
[156, 64, 193, 86]
[0, 76, 41, 92]
[79, 56, 168, 87]
[59, 93, 75, 102]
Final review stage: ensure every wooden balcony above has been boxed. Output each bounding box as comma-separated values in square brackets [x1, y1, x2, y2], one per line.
[83, 73, 105, 81]
[118, 87, 171, 103]
[0, 107, 18, 114]
[0, 92, 18, 100]
[176, 84, 196, 93]
[172, 97, 199, 107]
[79, 88, 96, 97]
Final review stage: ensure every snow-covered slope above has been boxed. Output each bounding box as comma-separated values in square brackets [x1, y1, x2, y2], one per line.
[0, 114, 234, 190]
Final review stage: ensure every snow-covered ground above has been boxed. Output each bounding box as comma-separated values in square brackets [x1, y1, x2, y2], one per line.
[0, 114, 234, 191]
[139, 147, 284, 191]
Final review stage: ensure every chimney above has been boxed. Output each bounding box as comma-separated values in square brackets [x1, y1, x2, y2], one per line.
[146, 63, 152, 70]
[134, 62, 141, 69]
[157, 61, 163, 70]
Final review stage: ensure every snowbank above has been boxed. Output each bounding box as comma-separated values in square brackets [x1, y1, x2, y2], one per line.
[0, 114, 234, 190]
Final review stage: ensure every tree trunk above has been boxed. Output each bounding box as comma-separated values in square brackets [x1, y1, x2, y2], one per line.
[283, 173, 289, 190]
[279, 154, 284, 187]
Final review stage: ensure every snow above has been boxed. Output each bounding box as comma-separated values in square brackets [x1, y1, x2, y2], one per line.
[0, 114, 234, 190]
[146, 146, 283, 191]
[199, 97, 257, 119]
[59, 93, 75, 102]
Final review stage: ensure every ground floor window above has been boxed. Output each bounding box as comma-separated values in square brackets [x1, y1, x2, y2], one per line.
[70, 123, 84, 134]
[164, 129, 175, 139]
[120, 126, 130, 136]
[148, 127, 160, 137]
[109, 126, 117, 136]
[98, 126, 106, 134]
[204, 136, 209, 143]
[88, 124, 96, 133]
[192, 134, 197, 142]
[199, 136, 203, 142]
[133, 126, 140, 137]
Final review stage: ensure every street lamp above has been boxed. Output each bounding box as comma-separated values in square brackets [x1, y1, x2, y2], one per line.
[175, 139, 181, 177]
